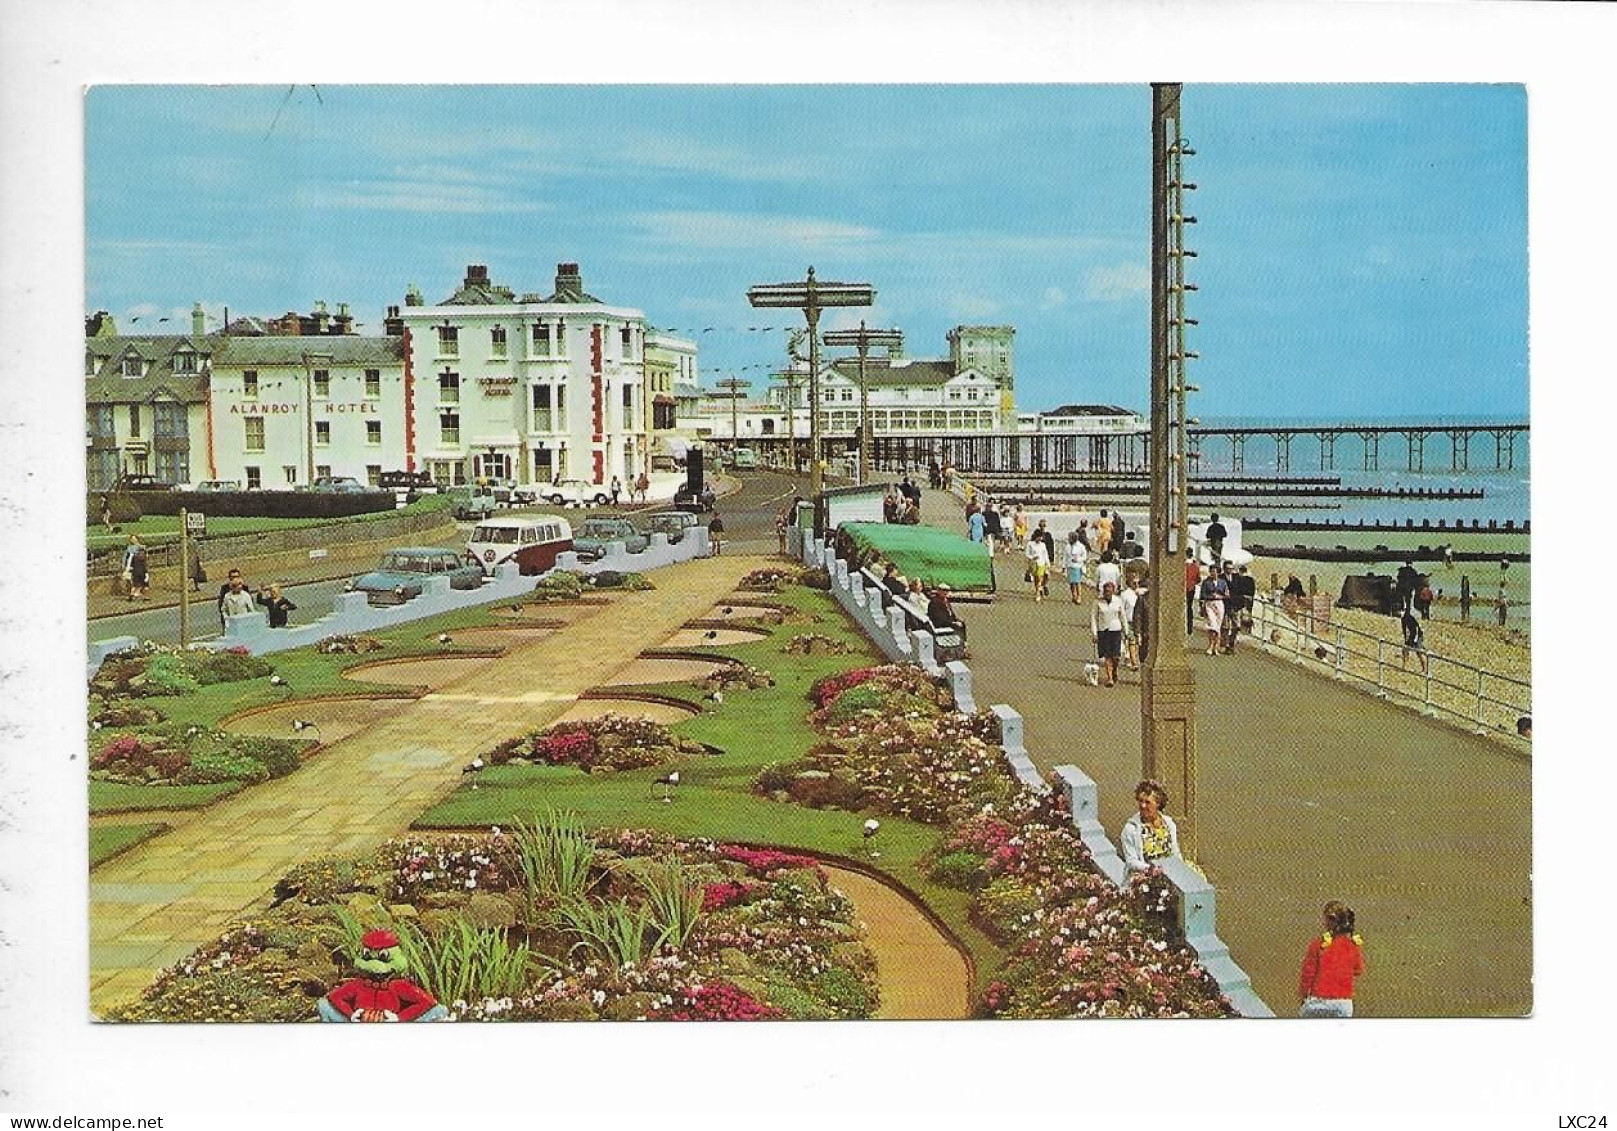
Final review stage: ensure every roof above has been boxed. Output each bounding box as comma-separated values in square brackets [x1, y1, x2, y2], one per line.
[85, 334, 216, 404]
[827, 358, 957, 387]
[213, 336, 405, 367]
[441, 281, 518, 306]
[1044, 404, 1139, 417]
[542, 280, 602, 304]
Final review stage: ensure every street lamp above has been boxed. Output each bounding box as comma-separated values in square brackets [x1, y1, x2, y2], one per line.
[715, 376, 750, 456]
[823, 323, 903, 486]
[747, 268, 875, 500]
[768, 368, 801, 472]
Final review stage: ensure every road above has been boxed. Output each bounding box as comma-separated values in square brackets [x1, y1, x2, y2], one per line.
[86, 470, 813, 649]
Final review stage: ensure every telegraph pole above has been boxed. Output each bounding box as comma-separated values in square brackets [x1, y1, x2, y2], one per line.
[716, 376, 750, 455]
[824, 322, 903, 486]
[748, 268, 875, 500]
[769, 368, 801, 472]
[1142, 82, 1201, 857]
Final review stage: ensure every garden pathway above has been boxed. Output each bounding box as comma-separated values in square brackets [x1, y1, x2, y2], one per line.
[823, 865, 971, 1019]
[88, 554, 769, 1016]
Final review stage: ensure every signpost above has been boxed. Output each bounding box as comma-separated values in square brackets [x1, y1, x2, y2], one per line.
[180, 510, 204, 646]
[822, 323, 903, 486]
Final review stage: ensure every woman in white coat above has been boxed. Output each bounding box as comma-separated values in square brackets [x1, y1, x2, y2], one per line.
[1121, 778, 1182, 875]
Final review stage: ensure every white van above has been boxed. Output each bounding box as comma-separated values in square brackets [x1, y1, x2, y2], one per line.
[466, 515, 575, 576]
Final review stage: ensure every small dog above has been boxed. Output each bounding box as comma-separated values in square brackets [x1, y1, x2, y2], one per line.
[1082, 662, 1101, 686]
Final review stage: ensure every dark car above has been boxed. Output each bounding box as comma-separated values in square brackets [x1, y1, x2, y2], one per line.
[572, 518, 649, 560]
[643, 511, 702, 544]
[347, 547, 487, 605]
[114, 474, 175, 492]
[673, 484, 712, 514]
[311, 475, 368, 494]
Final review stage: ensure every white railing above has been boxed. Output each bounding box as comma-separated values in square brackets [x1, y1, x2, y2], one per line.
[1248, 594, 1530, 742]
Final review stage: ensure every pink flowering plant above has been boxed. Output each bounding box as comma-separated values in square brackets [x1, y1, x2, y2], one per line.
[478, 714, 706, 772]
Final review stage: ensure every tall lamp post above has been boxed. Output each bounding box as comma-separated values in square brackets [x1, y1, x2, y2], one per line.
[747, 268, 874, 500]
[1142, 82, 1201, 857]
[768, 368, 800, 472]
[823, 322, 903, 486]
[716, 376, 750, 454]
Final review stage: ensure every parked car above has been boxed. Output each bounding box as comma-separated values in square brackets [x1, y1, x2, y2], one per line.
[445, 485, 498, 521]
[347, 547, 487, 606]
[642, 511, 702, 544]
[673, 484, 712, 513]
[466, 515, 574, 575]
[378, 470, 439, 504]
[187, 480, 242, 492]
[311, 475, 368, 494]
[572, 517, 649, 560]
[113, 474, 175, 492]
[543, 478, 612, 507]
[729, 447, 759, 470]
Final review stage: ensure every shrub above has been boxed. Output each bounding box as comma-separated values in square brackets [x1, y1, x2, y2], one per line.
[89, 698, 166, 729]
[798, 567, 832, 590]
[315, 634, 384, 655]
[531, 571, 585, 601]
[274, 857, 360, 906]
[193, 650, 273, 685]
[397, 919, 539, 1005]
[142, 654, 201, 696]
[928, 850, 991, 891]
[716, 845, 822, 877]
[782, 633, 851, 656]
[813, 965, 874, 1017]
[224, 735, 304, 778]
[972, 876, 1044, 941]
[785, 772, 866, 811]
[181, 749, 271, 786]
[480, 715, 702, 774]
[752, 761, 804, 795]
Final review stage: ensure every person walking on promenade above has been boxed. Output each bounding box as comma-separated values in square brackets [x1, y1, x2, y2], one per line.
[1298, 901, 1365, 1018]
[123, 535, 150, 602]
[218, 568, 256, 629]
[1184, 550, 1202, 636]
[883, 490, 900, 523]
[99, 494, 115, 534]
[1220, 562, 1244, 654]
[900, 498, 921, 525]
[1011, 506, 1029, 552]
[1035, 519, 1056, 577]
[968, 505, 986, 545]
[983, 502, 1004, 555]
[1395, 559, 1421, 612]
[1204, 513, 1227, 564]
[1074, 516, 1092, 556]
[1090, 580, 1126, 688]
[1121, 778, 1182, 875]
[1063, 530, 1087, 604]
[187, 540, 208, 593]
[1121, 574, 1144, 671]
[708, 512, 726, 556]
[256, 582, 297, 628]
[928, 458, 941, 489]
[610, 476, 623, 506]
[1096, 508, 1114, 556]
[1024, 531, 1051, 602]
[635, 471, 650, 504]
[1132, 576, 1151, 665]
[1399, 607, 1428, 674]
[1283, 573, 1306, 598]
[1201, 567, 1228, 656]
[1094, 549, 1123, 598]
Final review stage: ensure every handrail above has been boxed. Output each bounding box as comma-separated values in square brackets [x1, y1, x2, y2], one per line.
[1249, 594, 1530, 742]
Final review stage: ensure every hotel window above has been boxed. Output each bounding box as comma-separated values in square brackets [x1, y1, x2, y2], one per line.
[315, 421, 331, 446]
[128, 405, 141, 438]
[89, 405, 116, 438]
[366, 464, 381, 487]
[490, 326, 508, 358]
[316, 464, 332, 480]
[872, 410, 889, 432]
[531, 323, 552, 357]
[440, 412, 460, 445]
[154, 402, 186, 439]
[622, 383, 634, 412]
[967, 389, 979, 401]
[284, 466, 298, 485]
[364, 369, 381, 397]
[122, 355, 142, 377]
[313, 369, 331, 398]
[532, 385, 553, 431]
[439, 370, 460, 403]
[949, 389, 962, 401]
[244, 416, 265, 452]
[920, 409, 946, 430]
[620, 326, 634, 359]
[173, 351, 196, 374]
[245, 466, 261, 490]
[841, 390, 853, 403]
[243, 371, 259, 398]
[366, 420, 382, 446]
[437, 326, 459, 357]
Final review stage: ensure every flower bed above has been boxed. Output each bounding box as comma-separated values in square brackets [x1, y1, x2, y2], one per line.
[588, 570, 654, 591]
[481, 714, 708, 773]
[315, 634, 385, 655]
[783, 633, 852, 656]
[692, 662, 775, 694]
[530, 570, 586, 602]
[808, 664, 949, 711]
[90, 642, 274, 698]
[738, 567, 800, 593]
[110, 822, 878, 1023]
[89, 725, 308, 787]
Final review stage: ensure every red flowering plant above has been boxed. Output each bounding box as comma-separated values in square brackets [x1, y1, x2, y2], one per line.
[808, 663, 946, 711]
[665, 982, 784, 1021]
[716, 844, 823, 877]
[701, 880, 761, 912]
[476, 715, 705, 773]
[810, 712, 1022, 825]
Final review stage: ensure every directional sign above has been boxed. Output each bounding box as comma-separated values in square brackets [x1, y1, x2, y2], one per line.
[185, 511, 206, 536]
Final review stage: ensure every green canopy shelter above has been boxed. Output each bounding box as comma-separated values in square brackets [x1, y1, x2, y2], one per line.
[836, 521, 996, 593]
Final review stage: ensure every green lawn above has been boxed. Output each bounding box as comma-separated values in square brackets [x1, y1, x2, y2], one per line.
[90, 822, 170, 866]
[87, 494, 452, 553]
[412, 582, 1006, 981]
[89, 780, 245, 814]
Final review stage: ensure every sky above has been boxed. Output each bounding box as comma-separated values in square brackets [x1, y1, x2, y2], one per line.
[85, 83, 1527, 423]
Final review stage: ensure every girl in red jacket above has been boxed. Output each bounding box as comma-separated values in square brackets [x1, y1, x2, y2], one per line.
[1298, 900, 1365, 1017]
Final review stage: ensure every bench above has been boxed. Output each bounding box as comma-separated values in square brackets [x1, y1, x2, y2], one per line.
[859, 565, 900, 609]
[891, 591, 968, 663]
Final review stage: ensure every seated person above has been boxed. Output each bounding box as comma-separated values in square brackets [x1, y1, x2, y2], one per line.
[882, 562, 907, 597]
[926, 584, 962, 631]
[1283, 574, 1307, 598]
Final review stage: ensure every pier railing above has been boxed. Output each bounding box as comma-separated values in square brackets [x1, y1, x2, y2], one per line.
[1248, 595, 1530, 744]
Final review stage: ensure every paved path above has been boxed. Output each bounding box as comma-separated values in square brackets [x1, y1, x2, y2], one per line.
[88, 554, 765, 1015]
[823, 865, 971, 1019]
[918, 489, 1530, 1017]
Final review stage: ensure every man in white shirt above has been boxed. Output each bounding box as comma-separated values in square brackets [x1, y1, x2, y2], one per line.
[1094, 550, 1123, 596]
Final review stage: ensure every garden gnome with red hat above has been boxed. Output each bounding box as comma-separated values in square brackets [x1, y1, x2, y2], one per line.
[317, 929, 447, 1022]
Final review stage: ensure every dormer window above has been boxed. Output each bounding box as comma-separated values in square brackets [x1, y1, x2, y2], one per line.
[121, 355, 143, 378]
[173, 351, 196, 375]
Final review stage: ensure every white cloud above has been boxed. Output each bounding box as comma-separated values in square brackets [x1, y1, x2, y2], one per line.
[1040, 286, 1068, 310]
[1083, 263, 1149, 301]
[946, 292, 1001, 320]
[628, 210, 881, 254]
[294, 179, 550, 215]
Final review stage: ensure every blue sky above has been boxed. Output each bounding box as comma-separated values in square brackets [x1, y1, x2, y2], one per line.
[85, 84, 1527, 420]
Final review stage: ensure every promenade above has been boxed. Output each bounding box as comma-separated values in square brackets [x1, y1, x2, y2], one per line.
[920, 488, 1530, 1017]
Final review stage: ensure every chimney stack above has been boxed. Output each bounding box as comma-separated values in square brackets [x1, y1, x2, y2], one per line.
[466, 265, 489, 286]
[555, 262, 583, 299]
[192, 302, 207, 337]
[384, 305, 404, 336]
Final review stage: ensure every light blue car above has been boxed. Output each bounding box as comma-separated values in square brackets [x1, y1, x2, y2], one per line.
[348, 547, 486, 605]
